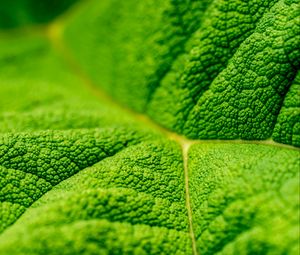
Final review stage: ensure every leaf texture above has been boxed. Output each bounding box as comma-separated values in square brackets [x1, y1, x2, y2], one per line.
[0, 0, 299, 254]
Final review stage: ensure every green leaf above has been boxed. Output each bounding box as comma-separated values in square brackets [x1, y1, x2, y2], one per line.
[0, 0, 299, 254]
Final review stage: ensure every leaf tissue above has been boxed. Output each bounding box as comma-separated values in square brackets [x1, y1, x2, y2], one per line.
[0, 0, 299, 254]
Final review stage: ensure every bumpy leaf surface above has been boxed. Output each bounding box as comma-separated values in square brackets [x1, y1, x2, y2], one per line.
[0, 0, 299, 254]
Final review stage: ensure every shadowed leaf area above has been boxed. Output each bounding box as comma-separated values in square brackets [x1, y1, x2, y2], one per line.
[0, 0, 79, 29]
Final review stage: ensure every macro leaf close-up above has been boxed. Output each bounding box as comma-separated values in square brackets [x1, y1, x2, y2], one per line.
[0, 0, 299, 254]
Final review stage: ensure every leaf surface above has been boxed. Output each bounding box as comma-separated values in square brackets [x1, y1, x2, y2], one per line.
[0, 0, 299, 254]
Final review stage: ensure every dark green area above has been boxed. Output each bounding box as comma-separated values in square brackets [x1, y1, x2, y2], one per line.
[0, 0, 79, 29]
